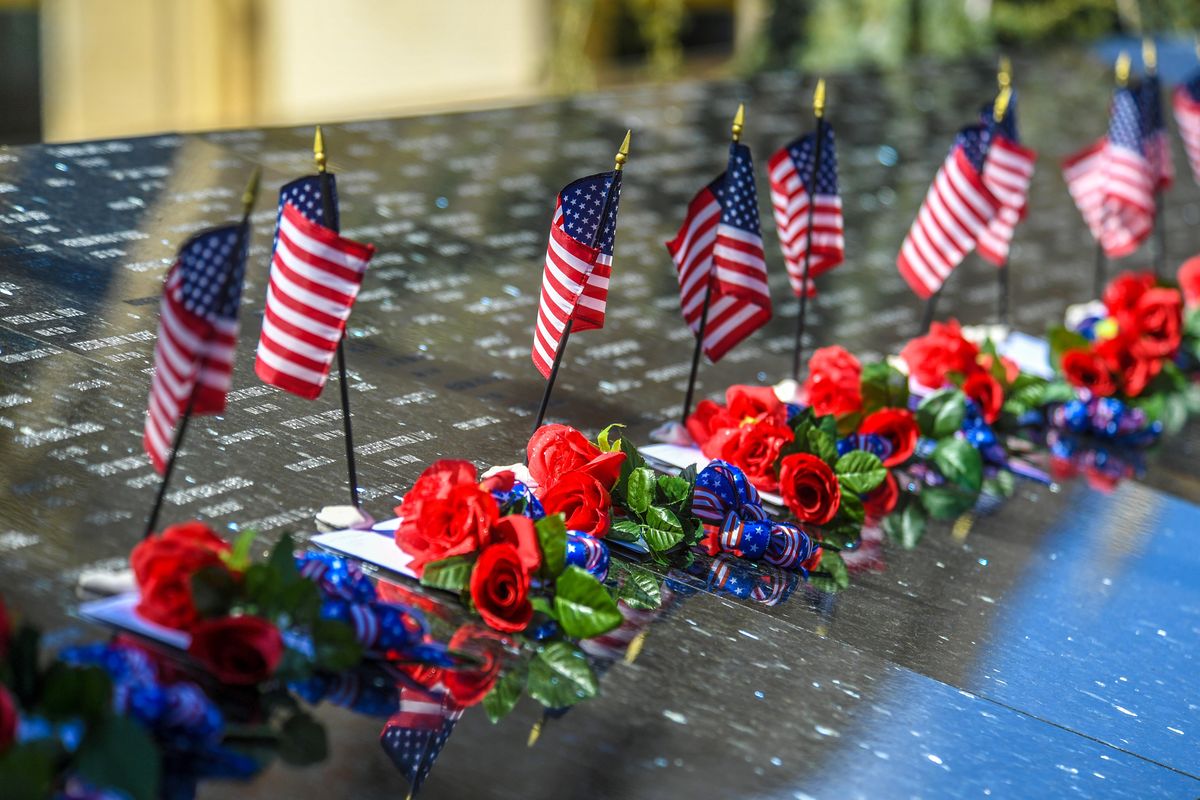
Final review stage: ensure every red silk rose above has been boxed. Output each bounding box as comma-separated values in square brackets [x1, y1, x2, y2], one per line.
[187, 615, 283, 685]
[899, 319, 981, 389]
[470, 544, 532, 633]
[724, 384, 788, 427]
[1094, 334, 1160, 397]
[1129, 288, 1182, 360]
[1179, 255, 1200, 308]
[863, 471, 899, 521]
[131, 521, 233, 631]
[1102, 271, 1154, 319]
[1061, 349, 1117, 397]
[540, 472, 612, 539]
[395, 460, 498, 576]
[962, 371, 1004, 424]
[484, 515, 542, 572]
[443, 624, 509, 707]
[0, 685, 15, 755]
[685, 399, 737, 449]
[479, 470, 515, 494]
[703, 422, 794, 493]
[858, 408, 918, 467]
[804, 346, 863, 417]
[527, 424, 624, 491]
[779, 453, 841, 525]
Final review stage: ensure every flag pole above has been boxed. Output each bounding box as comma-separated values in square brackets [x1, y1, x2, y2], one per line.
[919, 287, 941, 334]
[994, 59, 1013, 328]
[144, 169, 261, 539]
[681, 105, 743, 424]
[791, 82, 826, 382]
[1144, 38, 1166, 281]
[532, 131, 630, 434]
[314, 126, 362, 509]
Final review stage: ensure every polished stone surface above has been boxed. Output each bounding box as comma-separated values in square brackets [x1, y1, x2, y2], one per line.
[1, 46, 1199, 797]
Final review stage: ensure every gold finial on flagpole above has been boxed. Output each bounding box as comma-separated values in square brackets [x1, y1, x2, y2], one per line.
[813, 79, 826, 120]
[1115, 51, 1131, 87]
[615, 130, 631, 172]
[731, 103, 745, 143]
[998, 56, 1012, 89]
[994, 56, 1013, 122]
[314, 125, 327, 173]
[624, 630, 648, 664]
[527, 718, 543, 747]
[241, 167, 261, 217]
[1142, 37, 1157, 76]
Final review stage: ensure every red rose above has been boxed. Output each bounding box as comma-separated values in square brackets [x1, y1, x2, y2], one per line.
[686, 399, 738, 448]
[540, 472, 611, 539]
[778, 453, 841, 525]
[1102, 271, 1154, 319]
[527, 424, 625, 492]
[131, 521, 233, 631]
[443, 624, 510, 707]
[0, 685, 15, 754]
[962, 371, 1004, 424]
[483, 515, 542, 572]
[899, 319, 981, 389]
[1179, 255, 1200, 308]
[395, 460, 498, 576]
[804, 346, 863, 417]
[703, 422, 794, 493]
[187, 615, 283, 685]
[1061, 349, 1117, 397]
[1128, 287, 1182, 360]
[724, 385, 788, 427]
[479, 470, 515, 494]
[978, 353, 1020, 385]
[858, 408, 918, 468]
[862, 471, 899, 521]
[469, 544, 532, 633]
[1094, 334, 1160, 397]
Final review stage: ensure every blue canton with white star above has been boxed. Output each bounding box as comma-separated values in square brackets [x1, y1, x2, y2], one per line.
[178, 224, 247, 322]
[954, 124, 991, 172]
[787, 122, 839, 194]
[713, 142, 762, 233]
[1186, 71, 1200, 103]
[559, 170, 621, 254]
[979, 89, 1020, 142]
[274, 174, 339, 255]
[381, 721, 453, 791]
[1138, 75, 1165, 136]
[1109, 86, 1145, 153]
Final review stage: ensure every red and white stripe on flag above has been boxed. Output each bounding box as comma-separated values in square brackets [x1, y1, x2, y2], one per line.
[896, 146, 1001, 299]
[530, 203, 611, 378]
[143, 267, 238, 474]
[666, 185, 771, 363]
[1062, 139, 1108, 243]
[1172, 86, 1200, 187]
[976, 136, 1036, 266]
[766, 147, 844, 297]
[254, 202, 374, 400]
[1099, 143, 1155, 259]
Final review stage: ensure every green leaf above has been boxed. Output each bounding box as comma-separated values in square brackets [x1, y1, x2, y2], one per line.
[8, 626, 40, 708]
[597, 423, 625, 452]
[223, 527, 259, 572]
[656, 474, 692, 507]
[626, 467, 658, 514]
[933, 438, 984, 492]
[39, 664, 112, 722]
[642, 506, 685, 551]
[917, 389, 966, 439]
[267, 532, 297, 576]
[190, 564, 239, 619]
[837, 492, 865, 525]
[277, 709, 328, 766]
[607, 519, 646, 544]
[617, 566, 662, 610]
[535, 514, 568, 577]
[860, 361, 910, 414]
[804, 426, 838, 465]
[527, 641, 599, 709]
[482, 666, 526, 723]
[819, 519, 864, 549]
[809, 550, 850, 592]
[531, 595, 556, 618]
[983, 469, 1015, 499]
[0, 740, 61, 800]
[616, 436, 646, 493]
[554, 566, 623, 639]
[834, 450, 887, 494]
[919, 485, 977, 520]
[75, 715, 161, 800]
[1048, 326, 1090, 372]
[310, 618, 364, 671]
[419, 555, 475, 593]
[882, 500, 927, 549]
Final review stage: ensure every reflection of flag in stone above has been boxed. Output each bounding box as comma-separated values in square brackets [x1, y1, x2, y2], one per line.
[1138, 74, 1174, 191]
[1172, 73, 1200, 186]
[379, 680, 462, 794]
[975, 94, 1037, 267]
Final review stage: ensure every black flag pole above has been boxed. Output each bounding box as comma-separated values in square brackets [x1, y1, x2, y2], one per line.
[1093, 241, 1107, 298]
[919, 286, 941, 335]
[531, 130, 631, 434]
[314, 126, 362, 509]
[144, 169, 261, 539]
[681, 105, 744, 424]
[791, 81, 826, 382]
[994, 59, 1013, 328]
[1145, 38, 1167, 281]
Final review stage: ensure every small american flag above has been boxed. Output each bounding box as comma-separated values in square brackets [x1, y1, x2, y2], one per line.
[379, 681, 462, 793]
[976, 93, 1037, 267]
[767, 121, 843, 297]
[667, 142, 772, 362]
[1100, 86, 1155, 257]
[254, 175, 375, 399]
[143, 225, 247, 474]
[1172, 72, 1200, 186]
[1062, 138, 1108, 242]
[531, 171, 621, 378]
[896, 126, 1000, 299]
[1138, 74, 1174, 191]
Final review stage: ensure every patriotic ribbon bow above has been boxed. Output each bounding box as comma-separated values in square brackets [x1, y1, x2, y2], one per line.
[565, 532, 610, 582]
[695, 554, 799, 606]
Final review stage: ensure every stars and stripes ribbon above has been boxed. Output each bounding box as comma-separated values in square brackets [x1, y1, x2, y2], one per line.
[896, 125, 1001, 299]
[976, 95, 1037, 267]
[531, 170, 621, 378]
[667, 141, 772, 362]
[1172, 72, 1200, 186]
[1138, 74, 1174, 191]
[767, 121, 844, 296]
[380, 680, 463, 793]
[254, 175, 375, 399]
[143, 225, 247, 474]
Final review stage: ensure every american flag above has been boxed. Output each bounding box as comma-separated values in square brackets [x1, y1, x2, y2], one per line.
[896, 125, 1000, 299]
[1062, 138, 1108, 242]
[379, 681, 463, 793]
[254, 175, 375, 399]
[975, 93, 1037, 267]
[1138, 74, 1174, 190]
[767, 121, 843, 297]
[531, 171, 621, 378]
[1099, 85, 1155, 257]
[1172, 72, 1200, 186]
[143, 225, 247, 474]
[666, 142, 772, 362]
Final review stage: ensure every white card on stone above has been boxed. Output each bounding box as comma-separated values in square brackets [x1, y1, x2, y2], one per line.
[78, 593, 191, 650]
[999, 331, 1054, 379]
[311, 521, 417, 578]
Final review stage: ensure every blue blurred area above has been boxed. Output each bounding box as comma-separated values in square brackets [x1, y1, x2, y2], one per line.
[1094, 35, 1200, 83]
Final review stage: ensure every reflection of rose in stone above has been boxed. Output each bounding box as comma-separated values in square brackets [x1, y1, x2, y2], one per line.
[187, 615, 283, 685]
[443, 624, 511, 707]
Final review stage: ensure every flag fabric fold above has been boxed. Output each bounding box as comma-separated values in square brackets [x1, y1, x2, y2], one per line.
[1138, 74, 1174, 191]
[144, 225, 248, 474]
[976, 95, 1037, 267]
[767, 122, 844, 297]
[254, 175, 375, 400]
[1098, 86, 1155, 258]
[667, 141, 772, 362]
[530, 170, 621, 378]
[1173, 72, 1200, 186]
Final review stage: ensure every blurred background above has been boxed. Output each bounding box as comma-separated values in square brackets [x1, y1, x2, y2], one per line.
[0, 0, 1197, 144]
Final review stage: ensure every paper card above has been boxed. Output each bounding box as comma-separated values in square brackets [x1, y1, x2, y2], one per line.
[998, 331, 1054, 379]
[310, 523, 418, 579]
[78, 593, 191, 650]
[639, 443, 785, 507]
